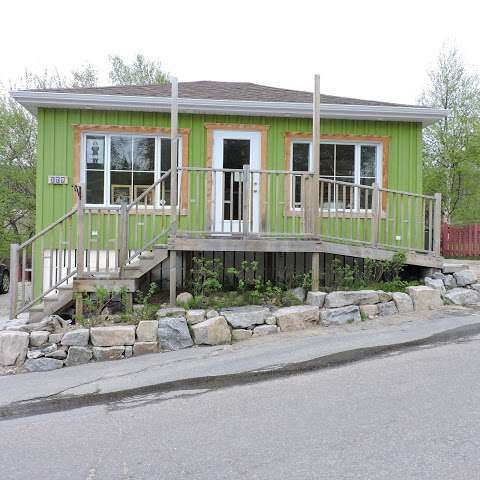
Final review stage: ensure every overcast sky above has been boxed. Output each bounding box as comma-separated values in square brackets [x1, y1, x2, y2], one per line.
[1, 0, 479, 104]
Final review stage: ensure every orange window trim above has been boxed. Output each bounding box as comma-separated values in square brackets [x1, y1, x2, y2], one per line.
[73, 124, 190, 214]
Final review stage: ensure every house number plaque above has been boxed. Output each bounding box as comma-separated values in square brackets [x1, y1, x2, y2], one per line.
[48, 176, 68, 185]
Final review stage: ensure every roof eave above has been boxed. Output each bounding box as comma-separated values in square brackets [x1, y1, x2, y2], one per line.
[10, 91, 449, 126]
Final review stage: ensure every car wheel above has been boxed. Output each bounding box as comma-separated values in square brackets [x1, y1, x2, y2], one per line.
[0, 271, 9, 294]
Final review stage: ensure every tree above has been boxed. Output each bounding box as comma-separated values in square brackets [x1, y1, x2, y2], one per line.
[109, 54, 168, 86]
[420, 44, 480, 223]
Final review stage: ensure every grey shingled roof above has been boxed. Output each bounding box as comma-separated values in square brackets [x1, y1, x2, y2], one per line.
[27, 80, 418, 107]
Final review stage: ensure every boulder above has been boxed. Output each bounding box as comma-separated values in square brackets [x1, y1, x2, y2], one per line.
[320, 306, 361, 326]
[158, 317, 193, 351]
[306, 291, 327, 307]
[424, 277, 446, 294]
[65, 346, 92, 366]
[443, 288, 480, 306]
[221, 305, 270, 329]
[253, 325, 279, 336]
[0, 331, 29, 366]
[286, 287, 306, 303]
[265, 316, 277, 325]
[133, 342, 159, 356]
[471, 284, 480, 292]
[191, 316, 231, 346]
[136, 320, 158, 342]
[19, 316, 62, 333]
[125, 346, 133, 358]
[92, 346, 125, 361]
[231, 329, 253, 341]
[443, 263, 468, 274]
[359, 304, 378, 319]
[90, 325, 136, 347]
[443, 275, 457, 289]
[206, 309, 219, 319]
[27, 349, 44, 359]
[40, 344, 57, 355]
[48, 333, 64, 344]
[186, 309, 206, 325]
[157, 307, 186, 318]
[454, 270, 477, 287]
[176, 292, 193, 307]
[405, 286, 443, 311]
[45, 349, 67, 360]
[324, 290, 380, 308]
[378, 301, 398, 316]
[29, 331, 50, 347]
[274, 305, 319, 332]
[61, 328, 89, 347]
[391, 292, 414, 313]
[377, 291, 393, 303]
[23, 357, 63, 372]
[431, 272, 446, 281]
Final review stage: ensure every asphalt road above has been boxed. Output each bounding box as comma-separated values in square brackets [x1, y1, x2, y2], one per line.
[1, 334, 480, 479]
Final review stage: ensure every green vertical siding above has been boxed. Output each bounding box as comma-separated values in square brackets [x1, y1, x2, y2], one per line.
[36, 108, 423, 233]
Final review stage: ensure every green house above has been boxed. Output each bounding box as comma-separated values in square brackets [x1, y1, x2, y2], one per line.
[10, 79, 448, 320]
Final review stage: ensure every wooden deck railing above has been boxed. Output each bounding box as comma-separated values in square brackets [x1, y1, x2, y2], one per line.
[441, 223, 480, 257]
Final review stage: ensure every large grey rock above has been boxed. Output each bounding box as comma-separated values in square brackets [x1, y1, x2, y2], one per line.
[19, 316, 62, 333]
[377, 291, 393, 303]
[424, 277, 446, 294]
[158, 317, 193, 351]
[27, 349, 44, 360]
[45, 349, 67, 360]
[443, 263, 468, 274]
[157, 307, 186, 318]
[0, 331, 29, 366]
[231, 329, 253, 341]
[274, 305, 319, 332]
[221, 305, 270, 329]
[406, 286, 443, 311]
[471, 284, 480, 292]
[65, 346, 92, 366]
[133, 342, 159, 356]
[320, 306, 361, 326]
[253, 325, 279, 336]
[24, 357, 63, 372]
[443, 275, 457, 289]
[136, 320, 158, 342]
[391, 292, 414, 313]
[431, 272, 446, 281]
[176, 292, 193, 307]
[378, 301, 398, 316]
[48, 333, 64, 344]
[29, 331, 50, 347]
[359, 304, 378, 319]
[265, 316, 277, 325]
[443, 288, 480, 306]
[191, 316, 231, 346]
[325, 290, 380, 308]
[306, 291, 327, 307]
[286, 287, 306, 303]
[454, 270, 477, 287]
[90, 325, 136, 346]
[92, 346, 125, 361]
[206, 309, 219, 319]
[186, 309, 206, 325]
[125, 346, 133, 358]
[61, 328, 89, 347]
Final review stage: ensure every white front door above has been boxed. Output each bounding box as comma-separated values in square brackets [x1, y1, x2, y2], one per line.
[213, 130, 261, 233]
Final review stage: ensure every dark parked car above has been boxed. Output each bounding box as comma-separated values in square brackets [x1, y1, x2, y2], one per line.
[0, 263, 9, 294]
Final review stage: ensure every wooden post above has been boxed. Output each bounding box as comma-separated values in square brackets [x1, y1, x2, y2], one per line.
[9, 243, 19, 320]
[118, 202, 129, 277]
[169, 250, 177, 306]
[242, 164, 250, 237]
[311, 74, 321, 290]
[76, 184, 85, 278]
[75, 293, 83, 320]
[371, 183, 380, 246]
[170, 77, 179, 238]
[433, 192, 442, 256]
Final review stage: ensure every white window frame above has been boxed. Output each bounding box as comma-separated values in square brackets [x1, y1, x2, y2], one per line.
[290, 139, 383, 211]
[80, 131, 182, 208]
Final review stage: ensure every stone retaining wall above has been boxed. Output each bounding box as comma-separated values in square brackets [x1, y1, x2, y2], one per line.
[1, 272, 478, 375]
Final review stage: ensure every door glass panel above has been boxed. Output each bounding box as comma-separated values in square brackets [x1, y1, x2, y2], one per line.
[223, 139, 250, 220]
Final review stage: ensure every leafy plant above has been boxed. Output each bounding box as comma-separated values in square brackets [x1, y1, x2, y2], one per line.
[74, 286, 113, 327]
[120, 282, 158, 324]
[191, 257, 223, 297]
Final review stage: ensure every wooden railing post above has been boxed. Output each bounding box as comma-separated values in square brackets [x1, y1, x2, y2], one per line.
[118, 202, 129, 277]
[433, 192, 442, 256]
[170, 77, 178, 240]
[242, 164, 250, 237]
[9, 243, 19, 320]
[371, 183, 380, 246]
[75, 184, 85, 278]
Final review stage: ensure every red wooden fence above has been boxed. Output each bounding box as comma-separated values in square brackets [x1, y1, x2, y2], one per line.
[441, 223, 480, 257]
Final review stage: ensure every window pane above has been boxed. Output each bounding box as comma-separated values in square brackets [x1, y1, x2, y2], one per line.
[336, 145, 355, 176]
[160, 138, 180, 172]
[292, 143, 310, 171]
[111, 171, 132, 204]
[86, 171, 104, 204]
[361, 146, 376, 177]
[111, 136, 132, 170]
[133, 137, 155, 171]
[320, 144, 334, 176]
[294, 176, 302, 206]
[133, 172, 155, 205]
[85, 136, 105, 170]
